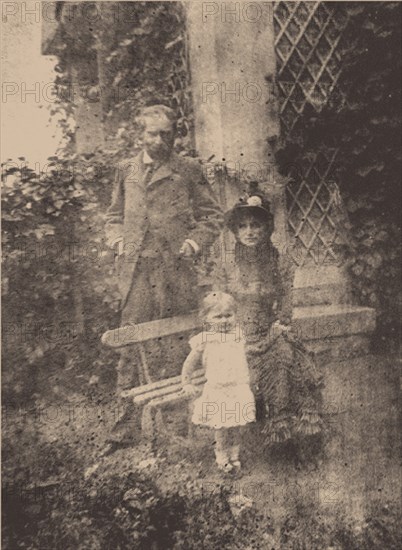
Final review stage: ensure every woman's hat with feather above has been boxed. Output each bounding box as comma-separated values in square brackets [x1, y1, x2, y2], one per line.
[225, 184, 274, 235]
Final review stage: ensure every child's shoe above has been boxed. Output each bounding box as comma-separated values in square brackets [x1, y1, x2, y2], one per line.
[217, 462, 234, 473]
[215, 449, 233, 473]
[229, 445, 241, 469]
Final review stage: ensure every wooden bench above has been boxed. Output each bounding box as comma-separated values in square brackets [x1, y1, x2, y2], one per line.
[101, 312, 204, 447]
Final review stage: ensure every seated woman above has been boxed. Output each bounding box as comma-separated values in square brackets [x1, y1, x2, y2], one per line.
[214, 191, 324, 460]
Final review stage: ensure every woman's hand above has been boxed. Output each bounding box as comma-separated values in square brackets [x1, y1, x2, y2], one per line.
[271, 320, 291, 339]
[182, 383, 198, 397]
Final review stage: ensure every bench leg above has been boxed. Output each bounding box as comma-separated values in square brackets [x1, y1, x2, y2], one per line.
[141, 403, 158, 452]
[187, 400, 195, 439]
[140, 393, 197, 451]
[141, 404, 157, 448]
[138, 343, 153, 385]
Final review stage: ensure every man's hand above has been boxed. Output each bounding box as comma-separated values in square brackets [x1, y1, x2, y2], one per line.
[182, 383, 198, 397]
[106, 236, 124, 254]
[179, 241, 195, 257]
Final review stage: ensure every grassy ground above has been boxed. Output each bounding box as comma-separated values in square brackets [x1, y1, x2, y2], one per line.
[2, 352, 401, 548]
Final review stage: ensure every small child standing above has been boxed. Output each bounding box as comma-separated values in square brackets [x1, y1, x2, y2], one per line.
[182, 292, 256, 473]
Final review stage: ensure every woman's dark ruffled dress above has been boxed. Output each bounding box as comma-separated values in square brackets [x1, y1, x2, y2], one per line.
[215, 241, 323, 446]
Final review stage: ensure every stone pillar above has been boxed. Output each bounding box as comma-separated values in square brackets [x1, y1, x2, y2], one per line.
[186, 1, 287, 247]
[187, 1, 278, 163]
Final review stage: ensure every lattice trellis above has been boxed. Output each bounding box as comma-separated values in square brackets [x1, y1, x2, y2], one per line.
[274, 1, 349, 138]
[274, 2, 349, 265]
[286, 148, 346, 264]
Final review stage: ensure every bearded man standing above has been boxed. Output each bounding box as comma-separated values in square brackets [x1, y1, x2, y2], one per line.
[103, 104, 223, 453]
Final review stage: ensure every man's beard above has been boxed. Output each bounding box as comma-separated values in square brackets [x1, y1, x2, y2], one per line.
[147, 143, 173, 162]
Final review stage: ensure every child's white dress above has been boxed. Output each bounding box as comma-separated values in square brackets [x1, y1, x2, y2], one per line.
[190, 332, 256, 429]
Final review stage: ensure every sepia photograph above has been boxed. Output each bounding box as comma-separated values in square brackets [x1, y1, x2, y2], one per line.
[2, 1, 401, 548]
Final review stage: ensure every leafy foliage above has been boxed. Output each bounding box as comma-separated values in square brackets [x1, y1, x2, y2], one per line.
[2, 153, 120, 404]
[277, 499, 401, 550]
[336, 2, 402, 345]
[57, 1, 193, 155]
[3, 443, 401, 550]
[276, 2, 401, 346]
[2, 1, 192, 403]
[3, 463, 186, 549]
[98, 1, 193, 151]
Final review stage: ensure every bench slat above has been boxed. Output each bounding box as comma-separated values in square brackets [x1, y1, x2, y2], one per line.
[102, 312, 201, 348]
[122, 375, 181, 399]
[121, 368, 205, 399]
[133, 374, 205, 406]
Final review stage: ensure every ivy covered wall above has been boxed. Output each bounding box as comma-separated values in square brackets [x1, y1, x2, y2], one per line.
[53, 1, 192, 156]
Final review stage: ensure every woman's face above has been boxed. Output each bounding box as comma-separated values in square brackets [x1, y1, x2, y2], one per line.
[236, 215, 267, 247]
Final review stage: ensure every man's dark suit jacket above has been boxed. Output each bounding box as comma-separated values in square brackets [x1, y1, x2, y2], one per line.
[105, 151, 224, 307]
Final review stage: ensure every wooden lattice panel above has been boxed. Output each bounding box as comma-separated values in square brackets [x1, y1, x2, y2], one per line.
[274, 1, 349, 138]
[274, 2, 349, 265]
[286, 149, 345, 265]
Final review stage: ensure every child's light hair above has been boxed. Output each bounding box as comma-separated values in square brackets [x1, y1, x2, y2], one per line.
[200, 291, 236, 318]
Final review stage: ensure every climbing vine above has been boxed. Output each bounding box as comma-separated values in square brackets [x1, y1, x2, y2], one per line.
[55, 1, 192, 154]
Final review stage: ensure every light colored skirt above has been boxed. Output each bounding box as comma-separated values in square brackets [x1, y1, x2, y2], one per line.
[192, 383, 256, 429]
